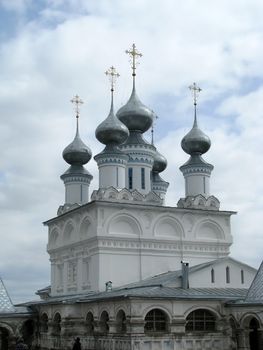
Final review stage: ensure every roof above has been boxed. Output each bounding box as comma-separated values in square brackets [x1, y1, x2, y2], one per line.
[0, 278, 16, 313]
[245, 260, 263, 303]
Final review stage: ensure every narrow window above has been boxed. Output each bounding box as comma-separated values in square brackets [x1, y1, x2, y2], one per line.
[203, 177, 206, 193]
[116, 167, 119, 188]
[226, 266, 230, 284]
[128, 168, 133, 190]
[141, 168, 145, 189]
[241, 270, 244, 284]
[211, 268, 215, 283]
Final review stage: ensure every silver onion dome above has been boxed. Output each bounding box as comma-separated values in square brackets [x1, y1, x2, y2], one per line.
[152, 149, 167, 173]
[181, 117, 211, 155]
[117, 86, 154, 133]
[96, 92, 129, 145]
[63, 123, 92, 165]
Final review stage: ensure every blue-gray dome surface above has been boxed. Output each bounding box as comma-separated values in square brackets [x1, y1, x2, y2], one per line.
[117, 87, 154, 133]
[181, 119, 211, 155]
[63, 128, 92, 165]
[96, 103, 129, 145]
[152, 149, 167, 173]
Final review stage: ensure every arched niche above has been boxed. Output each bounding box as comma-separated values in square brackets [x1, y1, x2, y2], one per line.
[195, 221, 224, 240]
[154, 216, 184, 238]
[63, 221, 74, 243]
[79, 216, 93, 240]
[49, 228, 59, 246]
[107, 214, 141, 236]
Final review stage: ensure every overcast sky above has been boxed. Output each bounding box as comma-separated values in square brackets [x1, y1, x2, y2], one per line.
[0, 0, 263, 303]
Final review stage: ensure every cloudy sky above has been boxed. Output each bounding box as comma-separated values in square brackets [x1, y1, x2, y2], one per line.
[0, 0, 263, 303]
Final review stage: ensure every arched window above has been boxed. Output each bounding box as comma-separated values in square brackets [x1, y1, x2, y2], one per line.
[241, 270, 244, 284]
[249, 318, 260, 350]
[186, 309, 216, 332]
[53, 313, 61, 335]
[86, 312, 94, 334]
[40, 313, 48, 333]
[211, 268, 215, 283]
[100, 311, 109, 333]
[116, 310, 126, 333]
[144, 309, 168, 333]
[226, 266, 230, 284]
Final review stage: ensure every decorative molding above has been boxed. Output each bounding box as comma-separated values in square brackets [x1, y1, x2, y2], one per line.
[177, 195, 220, 210]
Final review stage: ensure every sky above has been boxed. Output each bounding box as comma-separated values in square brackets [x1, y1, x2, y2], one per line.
[0, 0, 263, 303]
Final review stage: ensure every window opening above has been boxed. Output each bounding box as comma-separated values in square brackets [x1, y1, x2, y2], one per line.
[144, 309, 167, 333]
[226, 266, 230, 284]
[141, 168, 145, 189]
[241, 270, 244, 284]
[128, 168, 133, 190]
[186, 309, 216, 332]
[211, 268, 215, 283]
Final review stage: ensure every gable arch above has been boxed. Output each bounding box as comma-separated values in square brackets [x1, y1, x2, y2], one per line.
[184, 305, 220, 320]
[195, 220, 225, 241]
[142, 305, 172, 322]
[49, 228, 59, 246]
[79, 216, 94, 240]
[63, 221, 74, 243]
[240, 312, 262, 328]
[0, 322, 15, 336]
[153, 216, 184, 239]
[107, 213, 142, 236]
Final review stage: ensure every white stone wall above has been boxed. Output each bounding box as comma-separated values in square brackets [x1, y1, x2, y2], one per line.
[46, 201, 234, 295]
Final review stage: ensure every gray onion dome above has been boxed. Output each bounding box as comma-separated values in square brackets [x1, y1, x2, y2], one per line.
[181, 117, 211, 155]
[117, 86, 154, 133]
[63, 123, 92, 165]
[96, 96, 129, 145]
[152, 149, 167, 173]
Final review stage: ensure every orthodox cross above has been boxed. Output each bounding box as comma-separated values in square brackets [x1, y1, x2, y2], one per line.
[71, 95, 83, 118]
[126, 43, 142, 76]
[189, 82, 202, 106]
[105, 66, 120, 91]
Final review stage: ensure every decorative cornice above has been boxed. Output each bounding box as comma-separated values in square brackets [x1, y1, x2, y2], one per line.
[177, 195, 220, 210]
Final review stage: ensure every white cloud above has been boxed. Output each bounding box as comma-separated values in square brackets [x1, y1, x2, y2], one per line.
[0, 0, 263, 302]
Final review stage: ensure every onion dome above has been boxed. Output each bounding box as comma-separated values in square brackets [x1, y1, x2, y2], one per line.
[181, 82, 211, 156]
[117, 86, 154, 133]
[63, 122, 92, 165]
[152, 149, 167, 173]
[116, 43, 154, 133]
[181, 117, 211, 155]
[96, 67, 129, 146]
[63, 95, 92, 165]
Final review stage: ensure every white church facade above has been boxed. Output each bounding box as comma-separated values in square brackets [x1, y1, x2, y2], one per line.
[0, 44, 262, 350]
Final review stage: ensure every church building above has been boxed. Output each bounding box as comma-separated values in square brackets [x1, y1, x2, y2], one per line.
[0, 44, 262, 350]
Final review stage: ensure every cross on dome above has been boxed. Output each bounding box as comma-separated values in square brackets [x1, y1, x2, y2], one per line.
[125, 43, 143, 76]
[105, 66, 120, 91]
[71, 94, 84, 118]
[189, 82, 202, 106]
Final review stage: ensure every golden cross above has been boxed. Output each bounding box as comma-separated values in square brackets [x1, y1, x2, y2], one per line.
[105, 66, 120, 91]
[71, 95, 84, 118]
[189, 82, 202, 106]
[125, 43, 142, 76]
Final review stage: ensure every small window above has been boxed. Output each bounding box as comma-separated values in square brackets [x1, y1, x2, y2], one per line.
[144, 309, 168, 333]
[211, 268, 215, 283]
[41, 313, 48, 333]
[141, 168, 145, 189]
[226, 266, 230, 284]
[116, 167, 119, 188]
[128, 168, 133, 190]
[203, 177, 206, 193]
[186, 309, 216, 332]
[241, 270, 244, 284]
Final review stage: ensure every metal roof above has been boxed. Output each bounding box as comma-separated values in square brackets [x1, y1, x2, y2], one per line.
[0, 278, 16, 313]
[245, 260, 263, 303]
